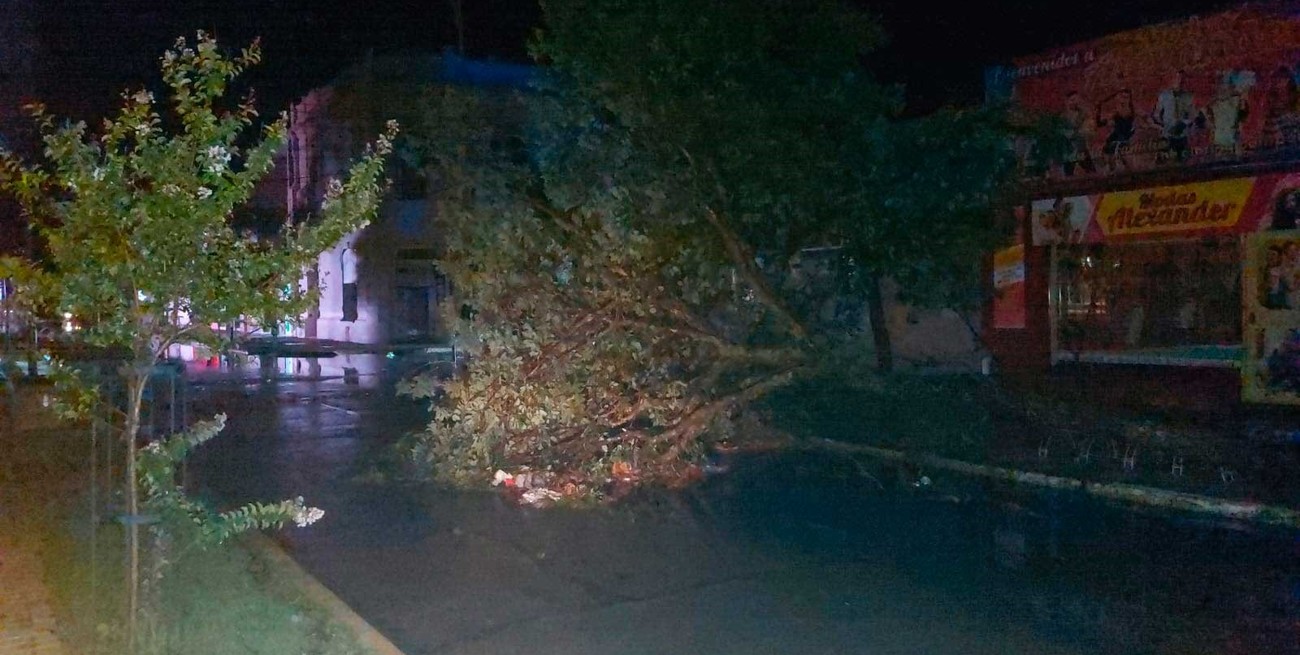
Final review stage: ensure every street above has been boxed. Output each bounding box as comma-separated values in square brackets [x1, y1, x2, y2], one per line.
[185, 370, 1300, 655]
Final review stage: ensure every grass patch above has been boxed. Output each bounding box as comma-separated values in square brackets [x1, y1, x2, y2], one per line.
[759, 370, 1300, 507]
[762, 373, 997, 461]
[43, 518, 367, 655]
[2, 386, 374, 655]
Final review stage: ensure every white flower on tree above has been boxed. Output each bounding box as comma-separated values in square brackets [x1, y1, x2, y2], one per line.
[321, 177, 344, 210]
[292, 500, 325, 528]
[203, 145, 231, 174]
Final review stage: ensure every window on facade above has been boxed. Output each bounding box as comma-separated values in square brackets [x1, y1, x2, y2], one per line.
[392, 161, 428, 200]
[395, 249, 438, 276]
[1052, 238, 1241, 353]
[393, 250, 452, 333]
[341, 248, 358, 323]
[287, 134, 300, 186]
[397, 248, 436, 260]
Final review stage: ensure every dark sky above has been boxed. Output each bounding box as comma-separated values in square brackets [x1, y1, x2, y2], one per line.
[863, 0, 1242, 113]
[28, 0, 1244, 120]
[29, 0, 540, 120]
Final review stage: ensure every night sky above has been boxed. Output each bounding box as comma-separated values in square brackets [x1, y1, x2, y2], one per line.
[20, 0, 1250, 123]
[0, 0, 1253, 256]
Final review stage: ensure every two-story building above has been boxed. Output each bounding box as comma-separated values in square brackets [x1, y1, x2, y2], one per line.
[278, 51, 534, 347]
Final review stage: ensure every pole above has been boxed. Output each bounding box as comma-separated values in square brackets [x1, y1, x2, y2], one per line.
[105, 409, 113, 513]
[123, 372, 147, 655]
[89, 415, 98, 618]
[450, 0, 466, 53]
[181, 374, 187, 428]
[169, 373, 176, 436]
[2, 278, 10, 356]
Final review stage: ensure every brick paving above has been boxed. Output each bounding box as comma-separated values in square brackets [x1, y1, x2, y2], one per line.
[0, 541, 67, 654]
[0, 390, 69, 655]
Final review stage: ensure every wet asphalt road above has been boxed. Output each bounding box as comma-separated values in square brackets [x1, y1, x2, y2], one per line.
[186, 371, 1300, 655]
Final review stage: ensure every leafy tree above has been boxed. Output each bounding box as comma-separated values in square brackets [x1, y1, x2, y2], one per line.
[401, 0, 1019, 497]
[0, 32, 395, 617]
[839, 109, 1022, 370]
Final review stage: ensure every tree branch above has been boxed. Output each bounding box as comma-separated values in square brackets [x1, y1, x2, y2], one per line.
[703, 208, 807, 340]
[652, 364, 803, 462]
[152, 323, 205, 362]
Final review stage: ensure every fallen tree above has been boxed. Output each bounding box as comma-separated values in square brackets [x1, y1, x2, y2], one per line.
[399, 0, 1019, 499]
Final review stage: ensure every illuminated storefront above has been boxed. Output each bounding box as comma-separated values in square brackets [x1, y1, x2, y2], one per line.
[985, 3, 1300, 403]
[1034, 175, 1288, 369]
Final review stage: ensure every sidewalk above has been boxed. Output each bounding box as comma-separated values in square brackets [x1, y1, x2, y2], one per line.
[0, 540, 66, 655]
[0, 389, 69, 655]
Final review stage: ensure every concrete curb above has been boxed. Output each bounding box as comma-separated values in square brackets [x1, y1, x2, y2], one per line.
[808, 438, 1300, 529]
[243, 533, 406, 655]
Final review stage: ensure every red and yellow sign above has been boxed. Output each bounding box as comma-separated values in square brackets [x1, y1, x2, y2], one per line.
[1094, 178, 1255, 239]
[1028, 173, 1300, 246]
[992, 244, 1026, 329]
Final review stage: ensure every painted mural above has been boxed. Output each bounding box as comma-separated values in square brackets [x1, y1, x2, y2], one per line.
[1002, 4, 1300, 181]
[1243, 229, 1300, 403]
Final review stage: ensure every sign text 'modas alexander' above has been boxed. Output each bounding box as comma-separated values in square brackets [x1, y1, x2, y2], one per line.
[1096, 179, 1255, 237]
[1105, 192, 1234, 230]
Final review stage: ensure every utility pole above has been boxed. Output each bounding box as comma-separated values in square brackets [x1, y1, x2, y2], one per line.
[449, 0, 465, 53]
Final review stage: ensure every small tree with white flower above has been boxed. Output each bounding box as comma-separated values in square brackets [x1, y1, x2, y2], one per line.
[0, 32, 395, 629]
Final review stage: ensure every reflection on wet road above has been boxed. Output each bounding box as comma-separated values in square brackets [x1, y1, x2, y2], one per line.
[188, 373, 1300, 655]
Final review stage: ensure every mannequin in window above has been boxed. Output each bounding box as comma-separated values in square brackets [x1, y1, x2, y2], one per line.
[341, 247, 358, 322]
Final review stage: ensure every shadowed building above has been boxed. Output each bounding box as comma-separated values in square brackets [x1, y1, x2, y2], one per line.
[276, 51, 534, 346]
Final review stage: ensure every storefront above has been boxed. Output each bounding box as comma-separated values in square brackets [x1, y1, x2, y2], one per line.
[1027, 174, 1300, 402]
[984, 3, 1300, 404]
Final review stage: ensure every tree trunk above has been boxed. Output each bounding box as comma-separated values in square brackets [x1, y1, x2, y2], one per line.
[122, 368, 148, 653]
[865, 272, 893, 373]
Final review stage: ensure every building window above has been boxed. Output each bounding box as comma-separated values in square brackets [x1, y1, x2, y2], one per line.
[1052, 238, 1241, 355]
[392, 161, 428, 200]
[341, 247, 358, 322]
[288, 133, 301, 186]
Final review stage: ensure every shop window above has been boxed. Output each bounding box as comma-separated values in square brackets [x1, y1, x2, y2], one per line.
[1052, 238, 1241, 357]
